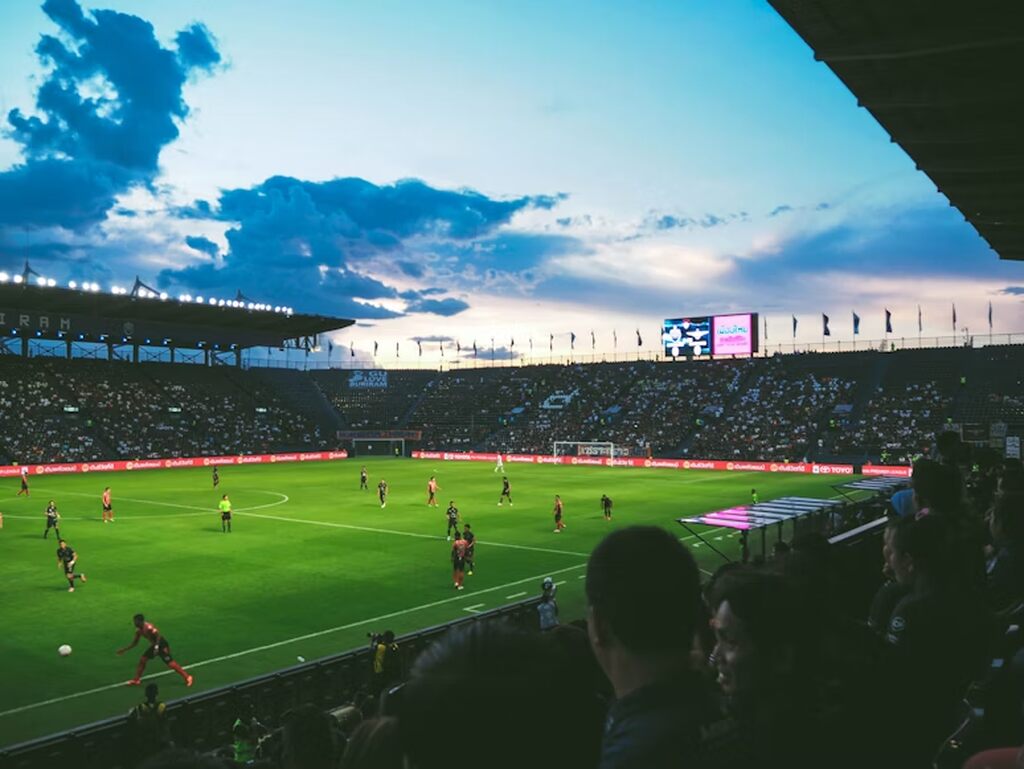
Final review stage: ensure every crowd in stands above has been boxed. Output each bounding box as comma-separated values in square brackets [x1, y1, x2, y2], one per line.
[118, 435, 1023, 769]
[0, 359, 329, 464]
[689, 358, 854, 461]
[832, 381, 952, 462]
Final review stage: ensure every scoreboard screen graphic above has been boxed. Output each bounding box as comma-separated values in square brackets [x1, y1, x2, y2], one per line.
[663, 313, 758, 357]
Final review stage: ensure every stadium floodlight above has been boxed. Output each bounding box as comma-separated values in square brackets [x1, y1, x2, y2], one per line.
[68, 280, 78, 289]
[0, 272, 9, 282]
[46, 278, 56, 287]
[36, 276, 47, 286]
[160, 292, 168, 300]
[195, 296, 204, 304]
[13, 274, 23, 283]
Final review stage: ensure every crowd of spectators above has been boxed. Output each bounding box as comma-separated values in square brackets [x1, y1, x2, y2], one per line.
[689, 358, 854, 461]
[312, 370, 435, 430]
[124, 446, 1024, 768]
[832, 381, 952, 462]
[0, 359, 330, 464]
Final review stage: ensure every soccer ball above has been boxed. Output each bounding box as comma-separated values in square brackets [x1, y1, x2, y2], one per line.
[58, 644, 72, 657]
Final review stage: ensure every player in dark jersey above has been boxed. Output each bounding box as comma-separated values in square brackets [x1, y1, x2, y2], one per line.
[117, 614, 193, 687]
[451, 533, 468, 590]
[463, 523, 476, 576]
[18, 467, 29, 497]
[498, 476, 512, 506]
[212, 467, 220, 488]
[360, 466, 368, 490]
[56, 539, 87, 592]
[43, 500, 60, 539]
[378, 480, 388, 508]
[445, 501, 460, 540]
[553, 495, 565, 532]
[601, 494, 613, 521]
[102, 487, 114, 523]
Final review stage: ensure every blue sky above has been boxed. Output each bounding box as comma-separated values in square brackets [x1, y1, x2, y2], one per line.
[1, 0, 1021, 362]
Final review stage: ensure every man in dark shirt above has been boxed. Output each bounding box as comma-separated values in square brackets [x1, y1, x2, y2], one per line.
[601, 494, 613, 521]
[462, 523, 476, 575]
[498, 476, 512, 506]
[43, 500, 60, 539]
[585, 526, 716, 768]
[56, 539, 87, 592]
[360, 466, 368, 490]
[445, 501, 459, 541]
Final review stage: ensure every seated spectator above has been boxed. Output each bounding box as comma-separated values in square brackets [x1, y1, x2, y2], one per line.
[399, 622, 604, 769]
[881, 514, 992, 766]
[128, 683, 171, 762]
[986, 492, 1024, 611]
[704, 569, 844, 768]
[585, 526, 717, 769]
[280, 703, 346, 769]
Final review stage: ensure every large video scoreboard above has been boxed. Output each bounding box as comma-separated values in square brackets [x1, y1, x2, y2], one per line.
[662, 312, 759, 358]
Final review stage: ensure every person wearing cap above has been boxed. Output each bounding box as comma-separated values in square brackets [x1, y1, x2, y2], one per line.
[538, 577, 559, 630]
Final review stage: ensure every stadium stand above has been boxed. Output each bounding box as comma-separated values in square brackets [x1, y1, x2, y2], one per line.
[311, 369, 436, 430]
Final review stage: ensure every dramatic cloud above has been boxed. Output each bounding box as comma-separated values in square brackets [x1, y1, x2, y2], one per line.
[1001, 286, 1024, 296]
[0, 0, 220, 231]
[185, 235, 219, 258]
[161, 175, 561, 317]
[768, 204, 793, 217]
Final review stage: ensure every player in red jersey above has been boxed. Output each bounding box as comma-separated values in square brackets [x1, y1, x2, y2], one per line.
[117, 614, 193, 687]
[426, 476, 440, 507]
[553, 495, 565, 533]
[101, 487, 114, 523]
[17, 467, 29, 497]
[451, 533, 468, 590]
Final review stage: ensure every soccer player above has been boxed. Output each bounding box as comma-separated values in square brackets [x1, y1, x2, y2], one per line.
[360, 466, 369, 490]
[553, 495, 565, 533]
[451, 532, 468, 590]
[498, 476, 512, 506]
[102, 487, 114, 523]
[601, 494, 613, 521]
[43, 500, 60, 539]
[117, 614, 193, 687]
[445, 501, 460, 540]
[218, 494, 232, 533]
[463, 523, 476, 575]
[378, 479, 388, 508]
[494, 453, 504, 473]
[17, 467, 29, 497]
[212, 466, 220, 488]
[56, 539, 87, 592]
[427, 476, 440, 507]
[751, 488, 759, 505]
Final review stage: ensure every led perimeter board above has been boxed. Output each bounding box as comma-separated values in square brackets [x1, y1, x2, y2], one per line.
[662, 313, 759, 357]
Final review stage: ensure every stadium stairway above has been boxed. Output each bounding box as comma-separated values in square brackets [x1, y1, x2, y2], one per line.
[246, 368, 345, 435]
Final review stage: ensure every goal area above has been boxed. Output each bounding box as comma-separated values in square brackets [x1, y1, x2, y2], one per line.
[552, 440, 615, 458]
[351, 438, 406, 457]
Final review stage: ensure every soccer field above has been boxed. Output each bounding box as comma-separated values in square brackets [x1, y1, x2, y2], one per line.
[0, 458, 850, 746]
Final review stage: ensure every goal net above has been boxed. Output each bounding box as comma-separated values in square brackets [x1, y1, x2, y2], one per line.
[552, 440, 616, 458]
[351, 438, 406, 457]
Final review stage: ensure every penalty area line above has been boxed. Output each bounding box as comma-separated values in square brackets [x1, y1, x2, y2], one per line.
[0, 560, 587, 720]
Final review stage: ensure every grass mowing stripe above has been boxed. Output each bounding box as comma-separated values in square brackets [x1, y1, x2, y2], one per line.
[238, 511, 592, 558]
[0, 560, 587, 720]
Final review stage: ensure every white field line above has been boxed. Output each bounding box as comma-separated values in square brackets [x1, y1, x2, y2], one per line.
[238, 511, 591, 558]
[15, 489, 289, 516]
[505, 591, 527, 599]
[462, 604, 485, 613]
[0, 560, 588, 719]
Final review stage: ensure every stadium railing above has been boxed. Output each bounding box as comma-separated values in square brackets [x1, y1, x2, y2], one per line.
[0, 597, 543, 769]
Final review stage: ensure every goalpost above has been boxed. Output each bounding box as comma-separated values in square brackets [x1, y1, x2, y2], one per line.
[351, 438, 406, 457]
[552, 440, 616, 459]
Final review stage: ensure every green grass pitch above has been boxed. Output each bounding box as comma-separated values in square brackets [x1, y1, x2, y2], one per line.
[0, 458, 852, 746]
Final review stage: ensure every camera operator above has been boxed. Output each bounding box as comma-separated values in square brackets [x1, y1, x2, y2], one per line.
[370, 630, 401, 694]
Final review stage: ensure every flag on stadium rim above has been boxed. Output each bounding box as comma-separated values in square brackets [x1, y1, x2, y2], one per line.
[417, 340, 422, 356]
[591, 330, 595, 349]
[952, 303, 957, 330]
[456, 340, 461, 354]
[852, 312, 860, 335]
[822, 314, 831, 337]
[570, 332, 576, 349]
[510, 337, 515, 348]
[549, 333, 554, 351]
[613, 329, 618, 348]
[918, 305, 922, 333]
[636, 328, 642, 347]
[763, 315, 768, 339]
[350, 342, 355, 357]
[473, 340, 478, 357]
[396, 341, 400, 357]
[792, 315, 797, 338]
[885, 309, 893, 334]
[373, 341, 379, 357]
[529, 337, 533, 352]
[440, 341, 444, 357]
[988, 301, 993, 329]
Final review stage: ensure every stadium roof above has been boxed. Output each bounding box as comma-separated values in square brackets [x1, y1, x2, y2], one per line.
[0, 281, 352, 350]
[769, 0, 1024, 261]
